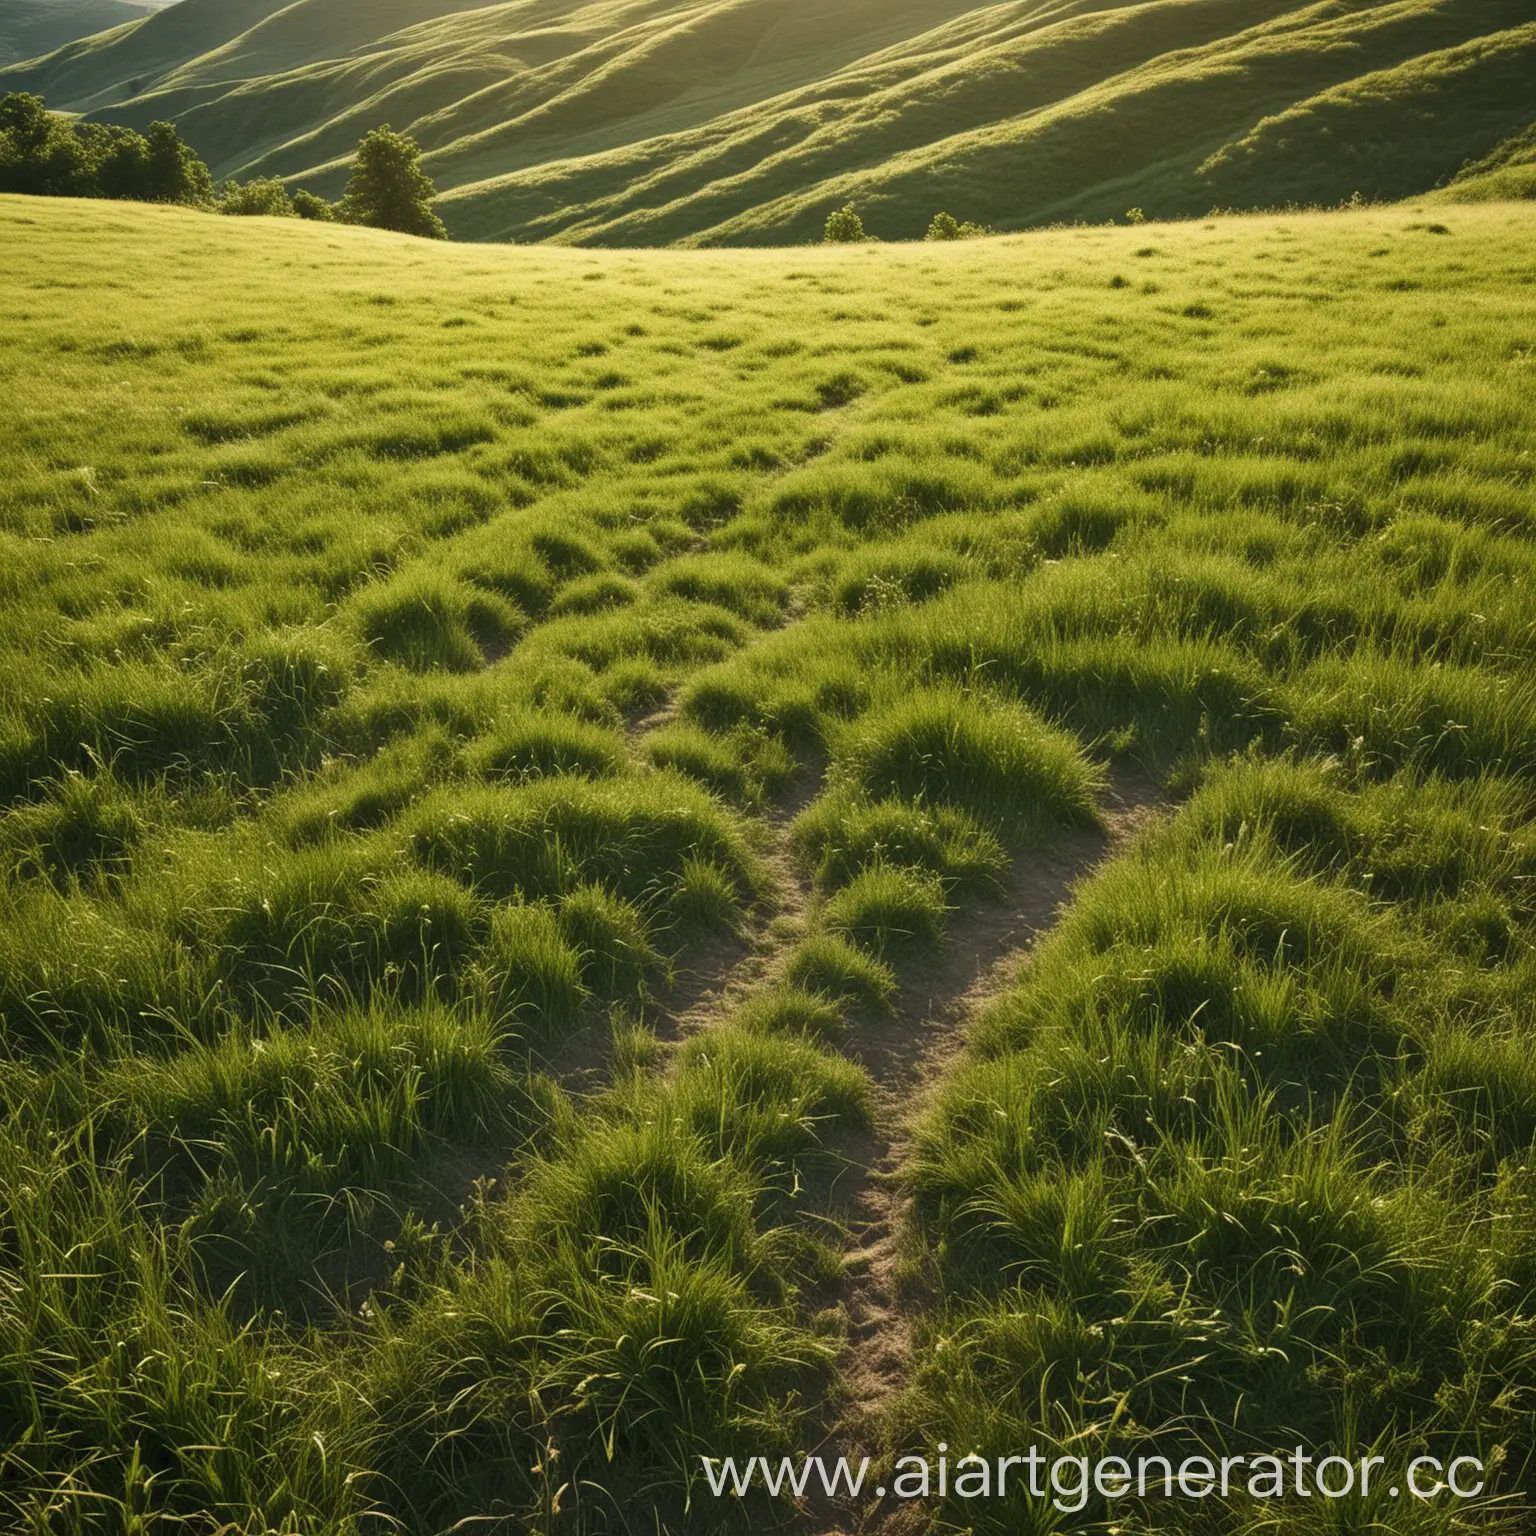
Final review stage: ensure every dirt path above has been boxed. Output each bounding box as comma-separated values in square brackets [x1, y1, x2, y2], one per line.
[809, 768, 1164, 1535]
[618, 734, 1163, 1534]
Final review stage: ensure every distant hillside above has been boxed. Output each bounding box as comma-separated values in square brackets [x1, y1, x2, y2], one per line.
[1433, 117, 1536, 201]
[0, 0, 150, 67]
[3, 0, 1532, 243]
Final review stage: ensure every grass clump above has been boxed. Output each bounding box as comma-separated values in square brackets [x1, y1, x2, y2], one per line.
[792, 794, 1006, 891]
[783, 932, 897, 1011]
[404, 773, 760, 910]
[470, 902, 587, 1040]
[670, 1026, 871, 1167]
[832, 686, 1102, 840]
[824, 862, 948, 956]
[555, 882, 661, 1001]
[645, 721, 794, 806]
[353, 567, 521, 673]
[731, 986, 846, 1042]
[466, 707, 625, 782]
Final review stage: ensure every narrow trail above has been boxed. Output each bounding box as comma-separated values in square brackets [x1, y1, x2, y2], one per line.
[620, 703, 1165, 1535]
[810, 768, 1164, 1536]
[650, 763, 823, 1049]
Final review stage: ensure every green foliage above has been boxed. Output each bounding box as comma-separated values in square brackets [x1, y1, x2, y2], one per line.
[822, 202, 865, 243]
[339, 125, 446, 240]
[925, 210, 991, 240]
[219, 176, 294, 217]
[290, 187, 335, 221]
[0, 93, 210, 204]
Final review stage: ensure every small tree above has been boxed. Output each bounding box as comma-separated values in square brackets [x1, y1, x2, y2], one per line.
[340, 126, 446, 239]
[143, 121, 212, 205]
[824, 203, 865, 243]
[1125, 207, 1146, 225]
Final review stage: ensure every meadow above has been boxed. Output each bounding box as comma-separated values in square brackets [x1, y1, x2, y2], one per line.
[1, 192, 1535, 1534]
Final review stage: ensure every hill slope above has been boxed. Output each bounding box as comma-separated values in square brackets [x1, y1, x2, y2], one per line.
[0, 0, 149, 68]
[2, 0, 1532, 241]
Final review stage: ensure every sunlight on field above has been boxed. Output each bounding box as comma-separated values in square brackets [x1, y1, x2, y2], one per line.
[1, 194, 1535, 1533]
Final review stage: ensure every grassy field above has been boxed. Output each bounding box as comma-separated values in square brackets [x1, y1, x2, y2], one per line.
[2, 192, 1536, 1533]
[2, 0, 1532, 243]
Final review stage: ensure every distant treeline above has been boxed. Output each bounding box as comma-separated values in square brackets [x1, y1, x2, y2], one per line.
[0, 94, 446, 238]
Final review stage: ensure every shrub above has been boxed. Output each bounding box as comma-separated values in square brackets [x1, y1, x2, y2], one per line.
[219, 178, 295, 217]
[823, 204, 866, 243]
[291, 189, 335, 221]
[925, 211, 992, 241]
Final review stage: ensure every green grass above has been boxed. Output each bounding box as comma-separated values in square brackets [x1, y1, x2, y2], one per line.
[900, 759, 1536, 1532]
[3, 0, 1533, 242]
[0, 0, 144, 69]
[0, 193, 1534, 1532]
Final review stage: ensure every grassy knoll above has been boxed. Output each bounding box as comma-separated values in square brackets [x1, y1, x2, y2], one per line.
[1, 193, 1535, 1533]
[1, 0, 1531, 243]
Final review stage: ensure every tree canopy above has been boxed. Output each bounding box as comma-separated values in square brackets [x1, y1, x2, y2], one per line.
[339, 126, 447, 240]
[0, 93, 211, 205]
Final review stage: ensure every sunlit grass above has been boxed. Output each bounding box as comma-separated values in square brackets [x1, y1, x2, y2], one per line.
[0, 195, 1533, 1532]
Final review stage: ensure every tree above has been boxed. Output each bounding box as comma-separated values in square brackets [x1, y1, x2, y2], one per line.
[824, 203, 865, 243]
[0, 93, 212, 205]
[144, 121, 212, 205]
[339, 126, 446, 239]
[0, 92, 91, 197]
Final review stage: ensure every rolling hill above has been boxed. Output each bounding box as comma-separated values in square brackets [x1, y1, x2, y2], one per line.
[0, 0, 156, 68]
[2, 0, 1532, 242]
